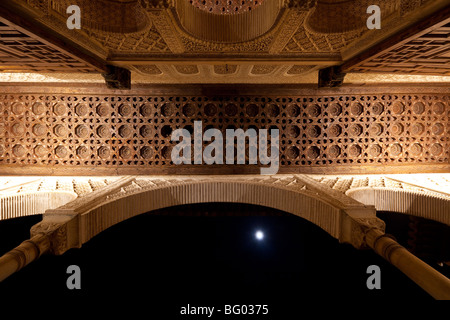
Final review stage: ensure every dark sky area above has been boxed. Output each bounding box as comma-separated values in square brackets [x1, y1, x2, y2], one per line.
[0, 203, 436, 315]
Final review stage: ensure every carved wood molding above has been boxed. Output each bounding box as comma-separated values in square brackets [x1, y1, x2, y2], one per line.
[269, 9, 306, 54]
[149, 10, 186, 54]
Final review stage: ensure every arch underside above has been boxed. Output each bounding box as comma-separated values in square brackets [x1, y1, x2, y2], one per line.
[0, 192, 76, 220]
[79, 180, 344, 244]
[22, 174, 378, 255]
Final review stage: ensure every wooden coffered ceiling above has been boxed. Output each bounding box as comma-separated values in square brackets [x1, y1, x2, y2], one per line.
[0, 0, 448, 85]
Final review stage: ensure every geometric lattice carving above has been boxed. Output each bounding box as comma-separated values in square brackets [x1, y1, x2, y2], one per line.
[343, 14, 450, 76]
[0, 21, 99, 73]
[0, 86, 448, 175]
[283, 23, 363, 53]
[89, 26, 171, 53]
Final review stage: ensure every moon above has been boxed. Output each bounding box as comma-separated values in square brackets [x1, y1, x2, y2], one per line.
[255, 230, 264, 241]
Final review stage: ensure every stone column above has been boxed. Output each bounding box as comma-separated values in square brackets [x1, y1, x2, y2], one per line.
[0, 234, 50, 282]
[366, 228, 450, 300]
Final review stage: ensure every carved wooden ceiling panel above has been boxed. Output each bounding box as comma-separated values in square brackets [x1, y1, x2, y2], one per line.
[0, 21, 99, 73]
[0, 85, 448, 175]
[0, 0, 448, 83]
[343, 17, 450, 76]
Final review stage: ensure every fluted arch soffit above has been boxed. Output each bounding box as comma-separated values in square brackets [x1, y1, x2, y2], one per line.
[189, 0, 266, 15]
[174, 0, 282, 43]
[310, 174, 450, 226]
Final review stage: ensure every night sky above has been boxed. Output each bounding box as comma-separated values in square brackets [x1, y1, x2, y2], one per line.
[0, 203, 435, 314]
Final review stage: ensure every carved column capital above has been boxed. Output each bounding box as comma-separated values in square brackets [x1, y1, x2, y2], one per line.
[343, 216, 386, 249]
[30, 213, 79, 255]
[30, 222, 67, 255]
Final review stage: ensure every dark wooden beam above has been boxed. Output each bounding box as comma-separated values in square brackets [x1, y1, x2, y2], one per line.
[102, 65, 131, 90]
[318, 66, 346, 88]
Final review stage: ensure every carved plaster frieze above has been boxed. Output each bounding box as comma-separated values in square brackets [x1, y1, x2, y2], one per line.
[148, 10, 186, 53]
[311, 175, 450, 200]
